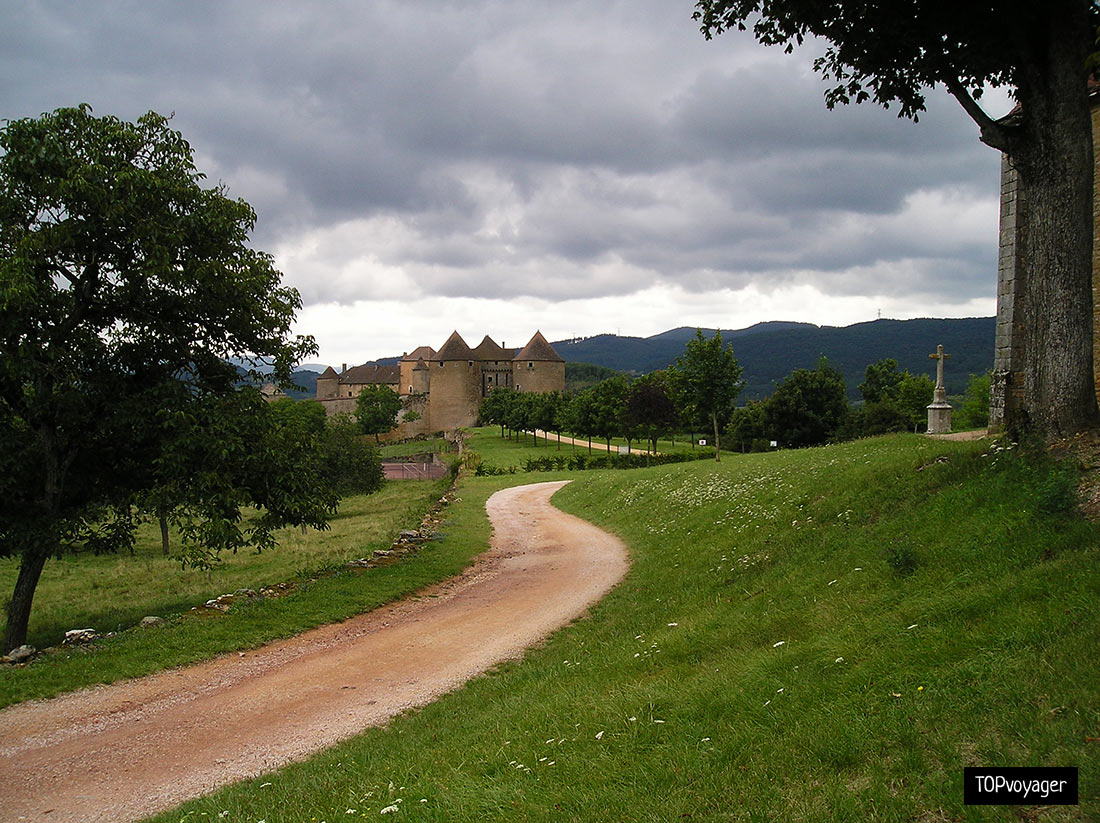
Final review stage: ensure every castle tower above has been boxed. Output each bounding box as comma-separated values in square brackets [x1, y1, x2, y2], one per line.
[512, 330, 565, 394]
[411, 357, 430, 394]
[430, 331, 482, 430]
[474, 335, 513, 394]
[316, 366, 339, 400]
[399, 345, 435, 395]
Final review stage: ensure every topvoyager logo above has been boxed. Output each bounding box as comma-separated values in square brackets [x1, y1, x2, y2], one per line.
[964, 767, 1078, 805]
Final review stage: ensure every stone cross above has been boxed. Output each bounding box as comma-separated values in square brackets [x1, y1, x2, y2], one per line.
[929, 344, 951, 390]
[926, 343, 952, 434]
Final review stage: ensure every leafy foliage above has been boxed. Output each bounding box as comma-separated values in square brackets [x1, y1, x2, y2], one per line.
[355, 385, 403, 441]
[764, 358, 849, 447]
[669, 330, 744, 460]
[0, 106, 315, 651]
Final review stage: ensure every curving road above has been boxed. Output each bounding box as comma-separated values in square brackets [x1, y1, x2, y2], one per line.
[0, 481, 629, 823]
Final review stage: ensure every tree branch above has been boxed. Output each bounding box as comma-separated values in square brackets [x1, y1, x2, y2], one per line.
[943, 75, 1013, 153]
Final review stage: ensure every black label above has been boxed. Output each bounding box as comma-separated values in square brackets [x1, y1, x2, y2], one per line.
[964, 767, 1078, 805]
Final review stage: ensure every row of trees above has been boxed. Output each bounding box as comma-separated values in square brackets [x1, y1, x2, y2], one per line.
[480, 330, 743, 458]
[482, 331, 986, 457]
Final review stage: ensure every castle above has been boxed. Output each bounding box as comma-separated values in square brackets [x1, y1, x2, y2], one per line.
[315, 330, 565, 437]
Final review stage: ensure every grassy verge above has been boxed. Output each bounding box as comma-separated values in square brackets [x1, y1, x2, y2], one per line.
[149, 433, 1099, 822]
[0, 479, 478, 708]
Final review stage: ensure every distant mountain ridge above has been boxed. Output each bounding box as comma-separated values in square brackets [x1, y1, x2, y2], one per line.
[552, 318, 994, 399]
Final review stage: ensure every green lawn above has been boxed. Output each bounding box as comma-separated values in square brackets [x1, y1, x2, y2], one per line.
[146, 433, 1099, 822]
[0, 479, 467, 707]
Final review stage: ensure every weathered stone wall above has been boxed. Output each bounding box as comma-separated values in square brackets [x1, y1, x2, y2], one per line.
[316, 374, 339, 400]
[427, 359, 482, 430]
[513, 360, 566, 394]
[990, 153, 1025, 429]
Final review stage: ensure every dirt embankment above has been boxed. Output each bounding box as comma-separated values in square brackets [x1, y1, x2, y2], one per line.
[0, 480, 628, 823]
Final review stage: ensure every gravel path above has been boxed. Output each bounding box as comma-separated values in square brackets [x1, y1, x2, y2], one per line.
[0, 481, 629, 823]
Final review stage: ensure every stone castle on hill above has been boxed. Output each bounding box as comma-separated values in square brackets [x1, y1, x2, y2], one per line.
[315, 330, 564, 437]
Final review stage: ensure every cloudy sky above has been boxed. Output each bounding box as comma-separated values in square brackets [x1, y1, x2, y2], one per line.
[2, 0, 1011, 366]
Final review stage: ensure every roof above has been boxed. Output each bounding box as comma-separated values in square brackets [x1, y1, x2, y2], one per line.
[473, 335, 508, 361]
[341, 363, 400, 384]
[412, 358, 429, 371]
[319, 366, 339, 378]
[512, 330, 564, 363]
[401, 345, 435, 362]
[435, 331, 476, 361]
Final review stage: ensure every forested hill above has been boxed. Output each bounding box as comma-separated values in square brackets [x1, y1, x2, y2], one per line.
[553, 317, 995, 400]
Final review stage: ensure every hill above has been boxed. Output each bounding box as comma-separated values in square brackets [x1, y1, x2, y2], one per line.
[121, 431, 1098, 821]
[554, 317, 994, 399]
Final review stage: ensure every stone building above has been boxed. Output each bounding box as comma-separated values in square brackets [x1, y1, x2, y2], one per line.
[315, 330, 565, 437]
[991, 86, 1100, 427]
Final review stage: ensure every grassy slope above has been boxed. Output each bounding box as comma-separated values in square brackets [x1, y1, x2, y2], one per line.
[0, 480, 471, 707]
[150, 434, 1099, 822]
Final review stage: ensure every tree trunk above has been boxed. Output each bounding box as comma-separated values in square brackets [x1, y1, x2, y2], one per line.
[160, 514, 170, 556]
[3, 546, 49, 653]
[1002, 6, 1099, 438]
[712, 412, 721, 462]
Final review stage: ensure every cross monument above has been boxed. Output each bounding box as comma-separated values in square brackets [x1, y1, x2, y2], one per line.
[926, 344, 953, 434]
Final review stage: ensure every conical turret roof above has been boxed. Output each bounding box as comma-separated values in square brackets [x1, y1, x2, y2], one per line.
[513, 331, 563, 362]
[473, 335, 508, 361]
[436, 331, 476, 361]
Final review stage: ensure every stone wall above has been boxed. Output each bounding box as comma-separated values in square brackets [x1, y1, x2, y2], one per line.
[513, 360, 566, 394]
[990, 153, 1025, 429]
[427, 359, 482, 430]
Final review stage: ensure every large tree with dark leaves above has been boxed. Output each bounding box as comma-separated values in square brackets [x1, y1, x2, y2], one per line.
[0, 106, 316, 652]
[694, 0, 1100, 438]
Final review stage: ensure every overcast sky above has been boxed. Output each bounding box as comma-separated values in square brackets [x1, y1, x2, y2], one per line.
[2, 0, 1012, 366]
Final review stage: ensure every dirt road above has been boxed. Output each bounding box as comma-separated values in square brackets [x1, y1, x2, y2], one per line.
[0, 481, 629, 823]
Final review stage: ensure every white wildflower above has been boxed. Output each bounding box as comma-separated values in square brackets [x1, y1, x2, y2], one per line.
[776, 687, 784, 693]
[380, 804, 400, 815]
[907, 624, 918, 630]
[835, 657, 844, 663]
[772, 641, 785, 648]
[595, 731, 604, 740]
[667, 622, 678, 627]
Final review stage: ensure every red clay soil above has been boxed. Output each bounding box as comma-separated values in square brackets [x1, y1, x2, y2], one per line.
[0, 481, 629, 823]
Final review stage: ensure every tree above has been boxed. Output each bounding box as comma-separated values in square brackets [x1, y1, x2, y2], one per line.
[764, 358, 849, 447]
[694, 1, 1100, 439]
[669, 329, 744, 461]
[857, 359, 934, 433]
[590, 375, 631, 450]
[726, 400, 768, 452]
[321, 412, 386, 497]
[860, 359, 905, 404]
[956, 372, 993, 430]
[0, 106, 316, 652]
[355, 385, 403, 442]
[624, 371, 679, 455]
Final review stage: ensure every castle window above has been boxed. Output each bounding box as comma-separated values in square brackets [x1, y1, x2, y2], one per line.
[528, 362, 533, 369]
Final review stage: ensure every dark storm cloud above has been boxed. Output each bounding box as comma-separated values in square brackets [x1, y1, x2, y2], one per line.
[0, 0, 1005, 308]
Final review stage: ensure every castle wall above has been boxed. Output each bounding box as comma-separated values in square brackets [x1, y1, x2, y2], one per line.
[513, 360, 565, 394]
[990, 153, 1025, 429]
[428, 359, 482, 431]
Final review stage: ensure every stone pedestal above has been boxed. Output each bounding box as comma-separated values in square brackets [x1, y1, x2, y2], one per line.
[926, 386, 953, 434]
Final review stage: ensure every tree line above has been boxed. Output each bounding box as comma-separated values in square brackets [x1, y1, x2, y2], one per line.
[479, 330, 990, 457]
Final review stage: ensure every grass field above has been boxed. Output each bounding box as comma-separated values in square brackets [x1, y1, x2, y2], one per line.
[140, 433, 1099, 822]
[0, 479, 470, 707]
